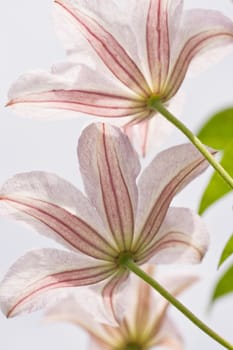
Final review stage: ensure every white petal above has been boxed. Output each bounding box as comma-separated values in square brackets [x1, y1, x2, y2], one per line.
[0, 172, 117, 258]
[134, 143, 214, 250]
[88, 338, 109, 350]
[0, 249, 114, 318]
[7, 63, 139, 120]
[78, 123, 140, 250]
[146, 0, 183, 91]
[53, 0, 152, 89]
[124, 265, 197, 337]
[152, 316, 184, 350]
[166, 9, 233, 98]
[181, 9, 233, 77]
[46, 296, 112, 345]
[141, 207, 209, 264]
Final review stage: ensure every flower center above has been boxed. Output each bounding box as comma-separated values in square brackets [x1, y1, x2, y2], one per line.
[117, 251, 134, 267]
[123, 343, 142, 350]
[147, 94, 161, 110]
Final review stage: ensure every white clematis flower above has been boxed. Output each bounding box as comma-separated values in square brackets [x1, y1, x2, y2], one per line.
[0, 123, 210, 323]
[6, 0, 233, 155]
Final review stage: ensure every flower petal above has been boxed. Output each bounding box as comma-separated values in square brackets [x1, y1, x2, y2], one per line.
[46, 296, 114, 346]
[0, 248, 115, 318]
[125, 265, 155, 336]
[151, 316, 183, 350]
[78, 123, 140, 250]
[138, 207, 209, 264]
[8, 90, 145, 119]
[54, 0, 151, 96]
[0, 172, 117, 259]
[166, 9, 233, 99]
[147, 0, 183, 91]
[122, 265, 197, 339]
[7, 65, 145, 119]
[102, 270, 129, 325]
[53, 0, 154, 84]
[134, 143, 215, 252]
[88, 338, 109, 350]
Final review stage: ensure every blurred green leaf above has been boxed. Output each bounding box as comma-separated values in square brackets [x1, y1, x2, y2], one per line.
[218, 234, 233, 268]
[212, 264, 233, 303]
[198, 108, 233, 149]
[197, 108, 233, 214]
[198, 144, 233, 214]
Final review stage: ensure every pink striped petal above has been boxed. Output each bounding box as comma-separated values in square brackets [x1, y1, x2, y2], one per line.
[0, 172, 117, 259]
[124, 112, 172, 157]
[147, 0, 170, 92]
[78, 123, 140, 251]
[122, 266, 197, 339]
[133, 144, 215, 252]
[88, 338, 108, 350]
[151, 317, 183, 350]
[46, 297, 113, 345]
[53, 0, 153, 84]
[54, 0, 151, 97]
[146, 0, 183, 92]
[165, 9, 233, 99]
[7, 90, 145, 119]
[0, 249, 115, 318]
[102, 270, 129, 324]
[138, 208, 209, 265]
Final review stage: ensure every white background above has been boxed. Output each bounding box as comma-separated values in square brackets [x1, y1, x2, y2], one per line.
[0, 1, 233, 349]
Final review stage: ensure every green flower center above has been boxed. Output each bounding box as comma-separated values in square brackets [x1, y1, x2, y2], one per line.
[117, 251, 134, 267]
[146, 94, 160, 109]
[124, 343, 142, 350]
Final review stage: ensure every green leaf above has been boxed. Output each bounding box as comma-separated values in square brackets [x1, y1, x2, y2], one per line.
[198, 144, 233, 214]
[212, 264, 233, 303]
[218, 234, 233, 268]
[198, 108, 233, 149]
[197, 108, 233, 214]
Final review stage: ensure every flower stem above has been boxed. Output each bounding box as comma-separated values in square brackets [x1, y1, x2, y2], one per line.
[124, 259, 233, 349]
[149, 99, 233, 190]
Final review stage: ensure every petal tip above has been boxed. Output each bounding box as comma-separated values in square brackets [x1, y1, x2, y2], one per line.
[5, 100, 13, 108]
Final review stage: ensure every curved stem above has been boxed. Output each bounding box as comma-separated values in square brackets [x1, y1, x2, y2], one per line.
[124, 259, 233, 350]
[148, 99, 233, 189]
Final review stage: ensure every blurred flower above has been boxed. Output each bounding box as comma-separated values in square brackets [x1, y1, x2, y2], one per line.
[6, 0, 233, 155]
[0, 123, 210, 323]
[46, 266, 197, 350]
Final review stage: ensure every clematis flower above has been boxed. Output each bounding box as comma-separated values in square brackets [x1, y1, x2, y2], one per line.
[46, 266, 197, 350]
[6, 0, 233, 155]
[0, 123, 210, 323]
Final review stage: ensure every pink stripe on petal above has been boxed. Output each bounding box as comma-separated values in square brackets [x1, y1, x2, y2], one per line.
[166, 30, 233, 99]
[138, 233, 204, 265]
[7, 90, 145, 118]
[97, 125, 135, 249]
[78, 124, 140, 251]
[102, 270, 129, 324]
[137, 207, 208, 265]
[7, 265, 115, 318]
[1, 195, 117, 260]
[134, 145, 216, 253]
[147, 0, 170, 92]
[135, 159, 206, 254]
[122, 110, 156, 157]
[54, 0, 151, 97]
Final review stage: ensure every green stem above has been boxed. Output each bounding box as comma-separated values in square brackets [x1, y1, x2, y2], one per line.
[124, 259, 233, 350]
[148, 99, 233, 189]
